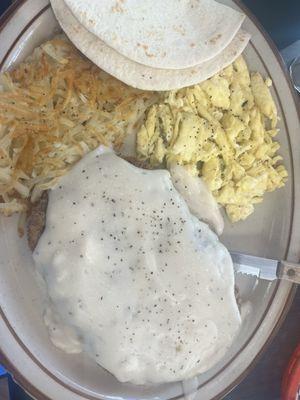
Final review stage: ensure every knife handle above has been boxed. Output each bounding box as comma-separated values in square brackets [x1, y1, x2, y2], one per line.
[278, 261, 300, 284]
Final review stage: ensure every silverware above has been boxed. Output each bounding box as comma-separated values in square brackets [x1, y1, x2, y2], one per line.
[231, 251, 300, 284]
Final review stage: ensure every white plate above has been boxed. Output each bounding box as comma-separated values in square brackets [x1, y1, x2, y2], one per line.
[0, 1, 299, 400]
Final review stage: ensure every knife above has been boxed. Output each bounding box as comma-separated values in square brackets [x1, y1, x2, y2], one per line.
[230, 252, 300, 284]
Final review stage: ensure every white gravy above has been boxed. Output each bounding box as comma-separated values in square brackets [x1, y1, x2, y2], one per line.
[34, 146, 241, 384]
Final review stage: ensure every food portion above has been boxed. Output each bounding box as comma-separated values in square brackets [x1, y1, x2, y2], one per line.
[136, 57, 288, 222]
[0, 37, 157, 216]
[169, 163, 224, 235]
[63, 0, 245, 69]
[0, 37, 287, 225]
[27, 191, 48, 252]
[51, 0, 250, 91]
[33, 146, 241, 384]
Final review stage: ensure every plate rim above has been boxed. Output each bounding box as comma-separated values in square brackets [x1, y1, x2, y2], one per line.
[0, 1, 298, 400]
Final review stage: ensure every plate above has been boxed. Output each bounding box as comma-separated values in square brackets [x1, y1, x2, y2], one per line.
[0, 1, 299, 400]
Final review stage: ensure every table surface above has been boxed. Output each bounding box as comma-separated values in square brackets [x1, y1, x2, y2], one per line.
[0, 1, 300, 400]
[225, 289, 300, 400]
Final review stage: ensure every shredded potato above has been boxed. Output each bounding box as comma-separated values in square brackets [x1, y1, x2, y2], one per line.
[0, 36, 157, 215]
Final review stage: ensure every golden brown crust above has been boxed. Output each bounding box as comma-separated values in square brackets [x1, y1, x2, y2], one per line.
[27, 191, 48, 252]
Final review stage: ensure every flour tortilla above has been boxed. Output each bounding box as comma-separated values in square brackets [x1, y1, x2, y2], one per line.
[63, 0, 245, 69]
[51, 0, 250, 91]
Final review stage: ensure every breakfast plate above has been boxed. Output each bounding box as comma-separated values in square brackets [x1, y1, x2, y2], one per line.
[0, 1, 299, 400]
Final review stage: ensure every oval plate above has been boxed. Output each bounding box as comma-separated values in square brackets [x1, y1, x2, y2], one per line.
[0, 1, 299, 400]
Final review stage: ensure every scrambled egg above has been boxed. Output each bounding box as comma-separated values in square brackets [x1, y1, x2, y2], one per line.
[136, 56, 288, 222]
